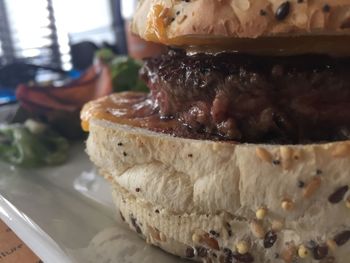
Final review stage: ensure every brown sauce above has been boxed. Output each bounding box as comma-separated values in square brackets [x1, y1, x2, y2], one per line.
[81, 92, 179, 133]
[81, 92, 232, 141]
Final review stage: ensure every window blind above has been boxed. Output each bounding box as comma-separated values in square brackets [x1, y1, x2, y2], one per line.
[1, 0, 70, 69]
[0, 0, 15, 65]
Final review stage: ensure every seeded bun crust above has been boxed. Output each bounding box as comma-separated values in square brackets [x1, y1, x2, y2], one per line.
[86, 116, 350, 263]
[133, 0, 350, 40]
[131, 0, 350, 54]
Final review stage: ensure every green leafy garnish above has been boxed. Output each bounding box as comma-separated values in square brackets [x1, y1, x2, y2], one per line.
[96, 49, 148, 92]
[95, 49, 115, 64]
[0, 121, 69, 167]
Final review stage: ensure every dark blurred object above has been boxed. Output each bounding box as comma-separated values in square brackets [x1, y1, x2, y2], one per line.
[0, 63, 36, 88]
[16, 61, 113, 139]
[71, 41, 99, 71]
[0, 62, 67, 106]
[102, 41, 119, 55]
[0, 62, 65, 88]
[70, 41, 120, 71]
[110, 0, 128, 55]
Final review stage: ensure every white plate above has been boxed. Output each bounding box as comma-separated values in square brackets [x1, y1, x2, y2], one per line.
[0, 144, 185, 263]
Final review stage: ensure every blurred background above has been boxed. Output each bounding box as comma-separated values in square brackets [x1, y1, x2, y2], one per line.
[0, 0, 165, 167]
[1, 0, 120, 71]
[0, 0, 164, 101]
[1, 0, 123, 80]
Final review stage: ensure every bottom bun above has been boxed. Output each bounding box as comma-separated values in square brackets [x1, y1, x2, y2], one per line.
[112, 181, 257, 263]
[86, 118, 350, 263]
[111, 179, 347, 263]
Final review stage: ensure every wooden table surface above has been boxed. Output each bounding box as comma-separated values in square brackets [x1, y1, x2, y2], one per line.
[0, 220, 42, 263]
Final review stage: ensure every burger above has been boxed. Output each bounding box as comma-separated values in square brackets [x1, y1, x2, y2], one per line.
[81, 1, 350, 262]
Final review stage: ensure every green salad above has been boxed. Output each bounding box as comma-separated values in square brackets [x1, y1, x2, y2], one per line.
[0, 120, 69, 167]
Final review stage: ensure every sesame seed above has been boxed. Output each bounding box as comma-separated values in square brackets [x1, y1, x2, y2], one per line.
[275, 1, 291, 21]
[256, 207, 268, 220]
[223, 248, 232, 255]
[209, 230, 219, 237]
[185, 247, 195, 258]
[177, 14, 187, 24]
[273, 160, 281, 165]
[298, 245, 309, 258]
[192, 233, 202, 243]
[195, 246, 208, 258]
[312, 245, 328, 260]
[307, 240, 317, 248]
[123, 151, 128, 157]
[281, 199, 295, 211]
[250, 220, 265, 238]
[119, 211, 125, 221]
[260, 9, 267, 16]
[334, 230, 350, 246]
[331, 144, 350, 158]
[159, 232, 166, 242]
[280, 146, 293, 170]
[303, 177, 321, 199]
[328, 185, 349, 204]
[298, 180, 305, 188]
[271, 220, 284, 232]
[346, 198, 350, 209]
[326, 239, 337, 251]
[202, 233, 219, 250]
[323, 4, 331, 13]
[264, 231, 278, 249]
[256, 147, 273, 163]
[236, 241, 249, 255]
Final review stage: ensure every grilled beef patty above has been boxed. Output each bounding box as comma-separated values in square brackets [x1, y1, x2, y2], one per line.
[140, 49, 350, 144]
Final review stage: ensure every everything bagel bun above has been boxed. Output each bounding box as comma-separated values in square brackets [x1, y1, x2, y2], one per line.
[82, 1, 350, 262]
[83, 93, 350, 263]
[131, 0, 350, 54]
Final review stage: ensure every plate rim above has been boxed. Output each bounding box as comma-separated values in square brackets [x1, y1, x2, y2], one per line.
[0, 195, 73, 263]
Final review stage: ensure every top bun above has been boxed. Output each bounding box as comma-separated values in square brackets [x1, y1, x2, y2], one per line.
[132, 0, 350, 50]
